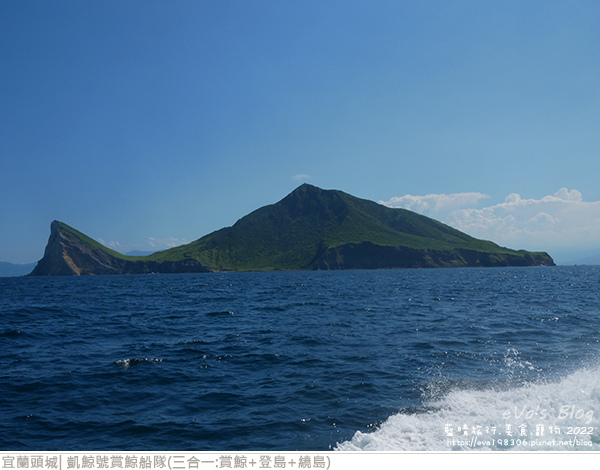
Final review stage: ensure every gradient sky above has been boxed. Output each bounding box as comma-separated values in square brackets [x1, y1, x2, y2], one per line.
[1, 1, 599, 265]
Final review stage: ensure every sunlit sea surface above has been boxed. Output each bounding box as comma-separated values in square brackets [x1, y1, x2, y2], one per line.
[1, 266, 600, 451]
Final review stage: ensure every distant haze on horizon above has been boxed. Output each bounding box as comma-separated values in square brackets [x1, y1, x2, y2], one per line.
[1, 1, 599, 266]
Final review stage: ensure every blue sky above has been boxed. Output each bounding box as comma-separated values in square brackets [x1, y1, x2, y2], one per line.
[1, 1, 599, 265]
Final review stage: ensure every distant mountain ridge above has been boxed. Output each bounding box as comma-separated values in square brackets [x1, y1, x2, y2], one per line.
[0, 261, 36, 277]
[29, 184, 555, 275]
[125, 250, 156, 257]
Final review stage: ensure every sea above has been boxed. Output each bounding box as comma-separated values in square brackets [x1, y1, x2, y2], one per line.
[1, 266, 600, 452]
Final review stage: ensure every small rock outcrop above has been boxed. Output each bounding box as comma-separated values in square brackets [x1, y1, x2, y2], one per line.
[30, 221, 210, 276]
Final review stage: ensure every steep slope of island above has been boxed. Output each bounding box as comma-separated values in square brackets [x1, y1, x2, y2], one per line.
[29, 221, 209, 275]
[29, 184, 555, 275]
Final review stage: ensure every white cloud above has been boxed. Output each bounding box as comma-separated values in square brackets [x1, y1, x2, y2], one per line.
[97, 238, 127, 253]
[379, 192, 490, 214]
[148, 237, 188, 250]
[97, 236, 189, 254]
[380, 188, 600, 258]
[292, 174, 311, 181]
[447, 188, 600, 251]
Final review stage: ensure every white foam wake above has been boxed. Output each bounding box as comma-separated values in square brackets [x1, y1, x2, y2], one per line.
[336, 366, 600, 451]
[115, 358, 163, 368]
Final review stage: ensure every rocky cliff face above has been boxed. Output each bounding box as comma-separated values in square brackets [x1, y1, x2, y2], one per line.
[309, 241, 555, 270]
[29, 221, 210, 276]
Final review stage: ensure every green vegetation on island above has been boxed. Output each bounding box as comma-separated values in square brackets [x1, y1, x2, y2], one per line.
[29, 184, 555, 275]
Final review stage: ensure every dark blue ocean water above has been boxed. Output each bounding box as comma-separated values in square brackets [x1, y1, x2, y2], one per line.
[1, 266, 600, 451]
